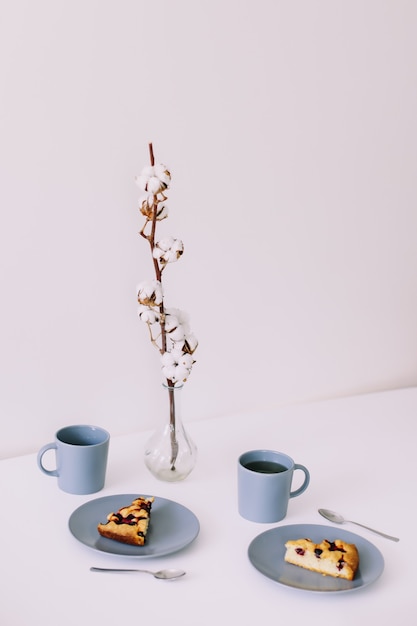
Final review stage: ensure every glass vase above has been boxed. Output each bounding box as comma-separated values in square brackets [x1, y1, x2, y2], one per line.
[144, 384, 197, 481]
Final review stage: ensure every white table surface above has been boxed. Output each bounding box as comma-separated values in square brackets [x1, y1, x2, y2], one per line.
[1, 387, 413, 625]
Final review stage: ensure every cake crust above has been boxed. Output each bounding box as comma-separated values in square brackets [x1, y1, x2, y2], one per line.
[284, 537, 359, 581]
[97, 496, 154, 546]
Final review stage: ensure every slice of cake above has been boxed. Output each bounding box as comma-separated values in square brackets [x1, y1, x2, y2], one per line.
[284, 538, 359, 581]
[97, 496, 154, 546]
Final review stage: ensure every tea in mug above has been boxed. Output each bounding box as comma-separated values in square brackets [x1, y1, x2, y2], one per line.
[244, 460, 287, 474]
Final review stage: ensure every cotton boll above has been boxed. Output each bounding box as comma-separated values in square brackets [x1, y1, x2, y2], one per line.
[138, 305, 160, 324]
[135, 166, 154, 191]
[167, 239, 184, 261]
[142, 165, 155, 178]
[137, 279, 163, 306]
[168, 324, 186, 342]
[161, 350, 178, 367]
[136, 163, 171, 194]
[135, 175, 147, 191]
[183, 333, 198, 354]
[162, 362, 191, 384]
[139, 192, 168, 221]
[164, 312, 180, 332]
[178, 353, 194, 369]
[155, 202, 169, 220]
[166, 308, 189, 329]
[172, 365, 191, 383]
[139, 193, 155, 218]
[139, 193, 153, 208]
[153, 237, 184, 265]
[154, 163, 171, 188]
[153, 236, 175, 257]
[161, 364, 178, 381]
[147, 175, 164, 194]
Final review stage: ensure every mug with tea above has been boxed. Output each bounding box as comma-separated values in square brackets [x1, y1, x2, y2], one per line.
[238, 449, 310, 523]
[37, 425, 110, 495]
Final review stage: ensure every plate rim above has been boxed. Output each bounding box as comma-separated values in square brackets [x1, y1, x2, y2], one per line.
[248, 522, 384, 594]
[68, 492, 200, 558]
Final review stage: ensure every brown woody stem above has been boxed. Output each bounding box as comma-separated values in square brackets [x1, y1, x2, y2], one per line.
[149, 142, 155, 167]
[145, 143, 177, 468]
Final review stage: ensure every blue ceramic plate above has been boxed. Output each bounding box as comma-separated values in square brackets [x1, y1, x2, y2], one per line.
[248, 523, 384, 593]
[69, 493, 200, 558]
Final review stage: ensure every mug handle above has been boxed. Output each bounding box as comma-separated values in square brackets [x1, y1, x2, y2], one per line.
[289, 463, 310, 498]
[37, 443, 59, 477]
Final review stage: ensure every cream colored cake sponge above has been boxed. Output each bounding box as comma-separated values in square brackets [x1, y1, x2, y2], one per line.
[284, 537, 359, 580]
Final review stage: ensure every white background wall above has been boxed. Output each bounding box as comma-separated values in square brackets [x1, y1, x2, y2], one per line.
[1, 0, 416, 459]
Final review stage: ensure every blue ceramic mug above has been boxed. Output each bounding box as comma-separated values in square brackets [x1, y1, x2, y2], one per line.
[37, 425, 110, 494]
[238, 449, 310, 523]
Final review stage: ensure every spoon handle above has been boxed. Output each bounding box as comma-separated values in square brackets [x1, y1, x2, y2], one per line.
[90, 567, 149, 574]
[349, 520, 400, 542]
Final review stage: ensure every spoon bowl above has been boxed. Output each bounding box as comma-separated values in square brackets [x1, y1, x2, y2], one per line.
[318, 508, 399, 542]
[90, 566, 186, 580]
[319, 509, 345, 524]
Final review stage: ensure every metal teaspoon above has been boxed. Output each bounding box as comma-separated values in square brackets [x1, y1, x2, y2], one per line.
[90, 567, 186, 579]
[318, 508, 399, 542]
